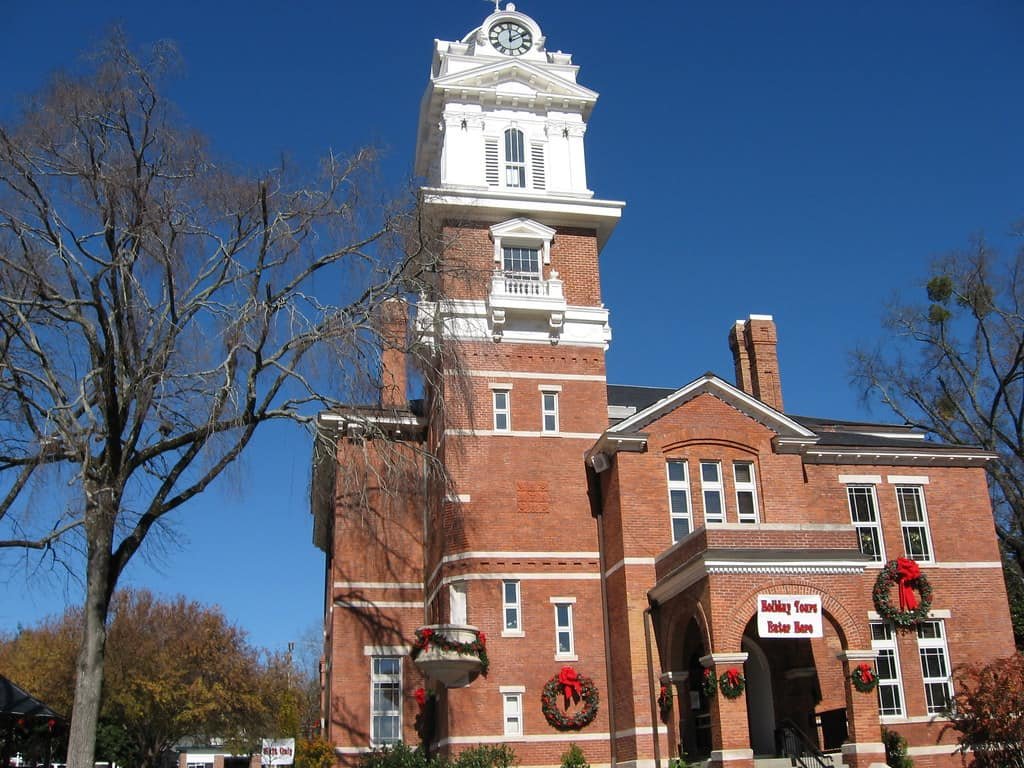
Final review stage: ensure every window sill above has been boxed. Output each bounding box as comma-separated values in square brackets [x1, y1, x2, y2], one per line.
[555, 653, 579, 662]
[502, 630, 525, 638]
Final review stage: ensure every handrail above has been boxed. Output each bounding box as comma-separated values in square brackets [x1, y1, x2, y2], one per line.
[775, 719, 834, 768]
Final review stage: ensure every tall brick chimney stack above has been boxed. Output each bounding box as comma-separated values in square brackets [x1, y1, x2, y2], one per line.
[378, 298, 408, 409]
[727, 314, 784, 411]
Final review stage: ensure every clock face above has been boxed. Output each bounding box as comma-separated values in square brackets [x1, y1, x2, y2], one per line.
[489, 21, 533, 56]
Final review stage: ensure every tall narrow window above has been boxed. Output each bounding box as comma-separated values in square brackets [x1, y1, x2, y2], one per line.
[371, 657, 402, 745]
[847, 485, 884, 562]
[896, 486, 933, 562]
[666, 460, 692, 542]
[700, 461, 724, 524]
[502, 690, 524, 736]
[541, 391, 559, 433]
[870, 622, 904, 717]
[917, 621, 953, 714]
[733, 461, 759, 524]
[504, 128, 526, 187]
[493, 390, 511, 432]
[502, 580, 522, 634]
[553, 601, 575, 658]
[450, 581, 467, 625]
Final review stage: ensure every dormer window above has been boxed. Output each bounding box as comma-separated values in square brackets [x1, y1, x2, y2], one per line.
[505, 129, 526, 187]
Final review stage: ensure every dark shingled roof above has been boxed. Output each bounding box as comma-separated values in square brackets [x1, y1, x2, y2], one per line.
[606, 383, 980, 452]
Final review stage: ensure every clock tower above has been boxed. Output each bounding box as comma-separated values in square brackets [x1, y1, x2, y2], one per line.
[410, 3, 624, 764]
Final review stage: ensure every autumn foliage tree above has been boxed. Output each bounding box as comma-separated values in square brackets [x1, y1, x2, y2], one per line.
[0, 32, 445, 768]
[0, 589, 311, 768]
[944, 652, 1024, 767]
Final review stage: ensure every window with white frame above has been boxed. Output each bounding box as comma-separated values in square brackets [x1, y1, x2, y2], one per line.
[504, 128, 526, 187]
[700, 461, 725, 524]
[371, 656, 402, 745]
[501, 689, 524, 736]
[870, 622, 905, 717]
[502, 580, 521, 634]
[502, 246, 541, 280]
[917, 620, 953, 714]
[847, 485, 884, 562]
[541, 391, 559, 433]
[896, 486, 933, 562]
[552, 600, 575, 658]
[493, 389, 511, 432]
[733, 461, 759, 524]
[666, 460, 693, 542]
[450, 581, 468, 625]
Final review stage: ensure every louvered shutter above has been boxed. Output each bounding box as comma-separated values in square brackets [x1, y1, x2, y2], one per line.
[484, 138, 500, 186]
[530, 143, 546, 190]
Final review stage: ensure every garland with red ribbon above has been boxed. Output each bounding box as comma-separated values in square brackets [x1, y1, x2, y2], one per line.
[851, 662, 879, 693]
[412, 687, 437, 744]
[718, 667, 746, 699]
[701, 667, 718, 698]
[541, 666, 599, 730]
[410, 627, 490, 675]
[872, 557, 933, 630]
[657, 683, 673, 723]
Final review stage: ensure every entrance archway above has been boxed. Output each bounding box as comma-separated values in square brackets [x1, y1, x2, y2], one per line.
[741, 617, 822, 754]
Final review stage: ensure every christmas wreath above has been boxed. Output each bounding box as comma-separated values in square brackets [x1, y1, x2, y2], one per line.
[410, 627, 490, 675]
[657, 683, 673, 723]
[718, 668, 745, 699]
[541, 666, 600, 730]
[850, 662, 879, 693]
[872, 557, 933, 630]
[701, 667, 718, 698]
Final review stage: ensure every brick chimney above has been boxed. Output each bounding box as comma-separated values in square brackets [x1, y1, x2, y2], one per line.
[727, 314, 783, 411]
[378, 298, 408, 409]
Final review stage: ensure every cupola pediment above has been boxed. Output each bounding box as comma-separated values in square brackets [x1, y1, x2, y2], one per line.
[431, 59, 598, 106]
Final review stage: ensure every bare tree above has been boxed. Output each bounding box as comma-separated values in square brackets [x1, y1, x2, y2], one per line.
[852, 223, 1024, 640]
[0, 34, 445, 768]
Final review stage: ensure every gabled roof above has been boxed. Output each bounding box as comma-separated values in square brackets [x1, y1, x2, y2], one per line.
[608, 372, 817, 439]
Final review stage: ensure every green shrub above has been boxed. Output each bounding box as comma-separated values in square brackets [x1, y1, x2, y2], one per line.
[559, 744, 588, 768]
[453, 744, 517, 768]
[882, 728, 913, 768]
[360, 743, 432, 768]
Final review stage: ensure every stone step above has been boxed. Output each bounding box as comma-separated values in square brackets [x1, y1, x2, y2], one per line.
[751, 757, 846, 768]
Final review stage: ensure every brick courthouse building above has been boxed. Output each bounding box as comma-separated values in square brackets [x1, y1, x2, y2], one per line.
[310, 5, 1016, 768]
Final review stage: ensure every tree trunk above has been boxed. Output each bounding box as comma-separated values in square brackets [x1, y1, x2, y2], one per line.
[67, 491, 117, 768]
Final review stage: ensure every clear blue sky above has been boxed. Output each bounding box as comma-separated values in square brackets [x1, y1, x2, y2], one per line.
[1, 1, 1021, 655]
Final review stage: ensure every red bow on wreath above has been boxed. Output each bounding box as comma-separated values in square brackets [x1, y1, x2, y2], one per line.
[895, 557, 921, 611]
[559, 666, 582, 705]
[856, 663, 874, 683]
[413, 687, 427, 708]
[725, 668, 742, 687]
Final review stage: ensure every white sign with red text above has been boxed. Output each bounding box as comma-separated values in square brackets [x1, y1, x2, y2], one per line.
[261, 738, 295, 766]
[757, 594, 823, 638]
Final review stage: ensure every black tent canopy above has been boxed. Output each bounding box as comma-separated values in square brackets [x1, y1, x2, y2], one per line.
[0, 676, 61, 720]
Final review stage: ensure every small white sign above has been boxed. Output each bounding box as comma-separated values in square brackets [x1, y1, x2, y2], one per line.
[261, 739, 295, 766]
[757, 594, 823, 638]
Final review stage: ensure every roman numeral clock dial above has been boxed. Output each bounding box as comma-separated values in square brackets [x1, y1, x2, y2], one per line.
[489, 20, 533, 56]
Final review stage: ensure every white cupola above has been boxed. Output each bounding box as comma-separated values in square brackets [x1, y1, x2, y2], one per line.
[414, 4, 597, 198]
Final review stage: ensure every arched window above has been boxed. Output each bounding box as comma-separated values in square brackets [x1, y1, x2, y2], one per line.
[504, 128, 526, 187]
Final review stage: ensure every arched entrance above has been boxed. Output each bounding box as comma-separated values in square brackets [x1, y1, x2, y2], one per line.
[741, 618, 827, 753]
[740, 614, 847, 756]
